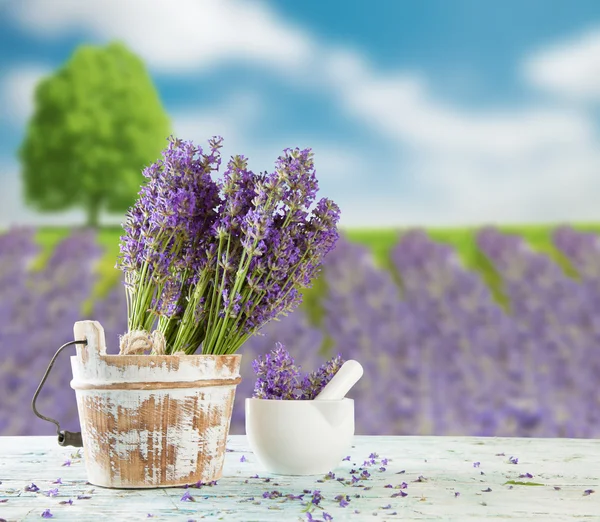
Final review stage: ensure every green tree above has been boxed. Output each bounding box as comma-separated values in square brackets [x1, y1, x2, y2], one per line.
[20, 42, 171, 227]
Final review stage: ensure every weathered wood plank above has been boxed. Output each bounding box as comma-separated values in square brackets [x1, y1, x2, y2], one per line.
[0, 436, 598, 521]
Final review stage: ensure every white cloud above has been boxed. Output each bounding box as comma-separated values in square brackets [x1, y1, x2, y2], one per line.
[320, 49, 600, 225]
[524, 27, 600, 101]
[1, 65, 51, 124]
[9, 0, 314, 75]
[173, 91, 265, 154]
[325, 52, 593, 157]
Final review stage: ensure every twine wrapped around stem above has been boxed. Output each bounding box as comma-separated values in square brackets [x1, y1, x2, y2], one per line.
[119, 330, 166, 355]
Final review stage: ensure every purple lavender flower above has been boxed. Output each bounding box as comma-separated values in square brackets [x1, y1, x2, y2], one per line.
[41, 510, 53, 519]
[252, 344, 343, 400]
[118, 136, 222, 339]
[335, 494, 350, 507]
[116, 139, 339, 356]
[180, 490, 194, 502]
[262, 490, 282, 499]
[311, 490, 323, 506]
[46, 488, 59, 497]
[300, 354, 345, 400]
[252, 344, 302, 399]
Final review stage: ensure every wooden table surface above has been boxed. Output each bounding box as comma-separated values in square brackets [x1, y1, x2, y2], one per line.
[0, 435, 598, 521]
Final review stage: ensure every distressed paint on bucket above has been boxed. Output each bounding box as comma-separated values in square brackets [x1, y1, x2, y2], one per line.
[70, 321, 242, 489]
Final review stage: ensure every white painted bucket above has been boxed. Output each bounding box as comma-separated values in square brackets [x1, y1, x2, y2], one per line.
[70, 321, 241, 488]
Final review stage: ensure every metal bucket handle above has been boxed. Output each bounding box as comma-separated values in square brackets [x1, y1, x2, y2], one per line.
[30, 321, 106, 447]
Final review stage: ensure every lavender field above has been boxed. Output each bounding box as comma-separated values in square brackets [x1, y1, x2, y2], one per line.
[1, 226, 599, 438]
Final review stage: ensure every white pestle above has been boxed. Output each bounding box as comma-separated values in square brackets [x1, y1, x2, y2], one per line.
[314, 360, 364, 401]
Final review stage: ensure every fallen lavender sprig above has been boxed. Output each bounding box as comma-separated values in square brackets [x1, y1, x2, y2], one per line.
[252, 344, 344, 399]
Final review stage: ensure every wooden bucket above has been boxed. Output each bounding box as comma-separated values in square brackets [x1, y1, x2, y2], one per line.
[70, 321, 241, 488]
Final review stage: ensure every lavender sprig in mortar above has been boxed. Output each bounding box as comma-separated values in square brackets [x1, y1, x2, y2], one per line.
[252, 344, 344, 400]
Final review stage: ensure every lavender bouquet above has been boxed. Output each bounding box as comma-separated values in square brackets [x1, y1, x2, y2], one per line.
[117, 137, 340, 355]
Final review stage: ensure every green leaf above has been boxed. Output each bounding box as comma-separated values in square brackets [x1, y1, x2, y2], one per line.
[504, 481, 545, 486]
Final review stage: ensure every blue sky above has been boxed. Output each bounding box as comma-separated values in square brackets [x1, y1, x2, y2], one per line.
[1, 0, 600, 227]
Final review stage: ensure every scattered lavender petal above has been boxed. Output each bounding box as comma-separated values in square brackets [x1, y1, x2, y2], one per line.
[180, 490, 194, 502]
[311, 490, 323, 505]
[334, 494, 350, 507]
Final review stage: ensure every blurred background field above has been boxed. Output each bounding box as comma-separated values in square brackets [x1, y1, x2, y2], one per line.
[3, 224, 600, 439]
[2, 0, 600, 440]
